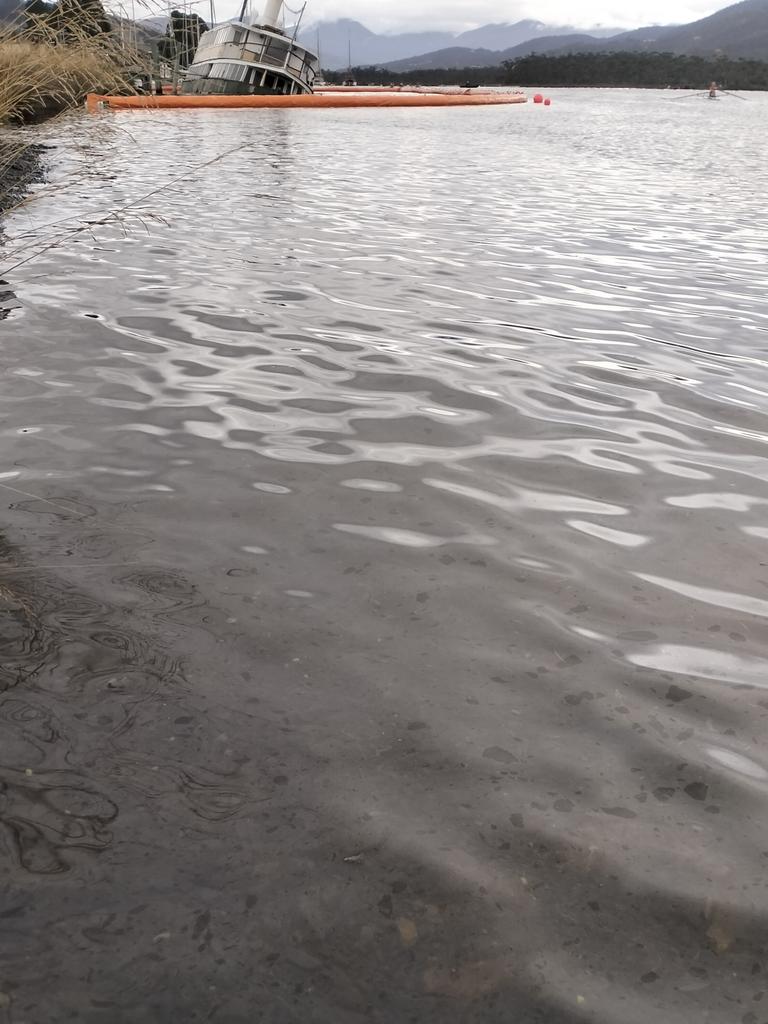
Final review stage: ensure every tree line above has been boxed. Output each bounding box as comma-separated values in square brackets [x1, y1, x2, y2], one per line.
[504, 52, 768, 90]
[157, 12, 208, 69]
[23, 0, 110, 38]
[323, 52, 768, 91]
[22, 1, 207, 68]
[321, 66, 507, 87]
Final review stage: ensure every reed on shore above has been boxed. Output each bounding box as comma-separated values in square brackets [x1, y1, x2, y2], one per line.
[0, 13, 139, 213]
[0, 16, 135, 125]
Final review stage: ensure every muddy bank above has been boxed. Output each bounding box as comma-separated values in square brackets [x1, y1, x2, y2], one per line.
[0, 137, 46, 318]
[0, 138, 46, 214]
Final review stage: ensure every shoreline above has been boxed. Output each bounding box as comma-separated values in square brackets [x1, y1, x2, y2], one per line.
[0, 139, 47, 321]
[0, 138, 46, 216]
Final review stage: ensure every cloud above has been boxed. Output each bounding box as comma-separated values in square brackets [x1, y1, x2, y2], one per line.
[281, 0, 731, 33]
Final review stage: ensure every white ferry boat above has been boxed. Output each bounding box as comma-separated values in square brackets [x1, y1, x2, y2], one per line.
[182, 0, 319, 97]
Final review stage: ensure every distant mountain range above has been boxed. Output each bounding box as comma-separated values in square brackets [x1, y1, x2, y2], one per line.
[380, 0, 768, 70]
[295, 18, 622, 71]
[384, 35, 606, 73]
[581, 0, 768, 58]
[140, 15, 172, 34]
[4, 0, 765, 72]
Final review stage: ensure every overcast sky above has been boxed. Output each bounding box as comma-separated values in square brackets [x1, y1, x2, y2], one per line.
[273, 0, 729, 32]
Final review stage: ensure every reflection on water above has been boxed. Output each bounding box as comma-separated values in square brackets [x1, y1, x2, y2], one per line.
[2, 90, 768, 1021]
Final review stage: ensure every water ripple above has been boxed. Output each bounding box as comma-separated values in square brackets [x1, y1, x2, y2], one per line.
[2, 91, 768, 1021]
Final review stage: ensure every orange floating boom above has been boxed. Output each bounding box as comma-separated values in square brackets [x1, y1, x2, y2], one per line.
[86, 91, 527, 112]
[317, 86, 504, 93]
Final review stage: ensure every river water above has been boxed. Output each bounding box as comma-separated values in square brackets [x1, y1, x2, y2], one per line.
[1, 88, 768, 1022]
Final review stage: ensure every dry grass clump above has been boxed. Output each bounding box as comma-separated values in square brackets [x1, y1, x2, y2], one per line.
[0, 19, 134, 125]
[0, 16, 139, 214]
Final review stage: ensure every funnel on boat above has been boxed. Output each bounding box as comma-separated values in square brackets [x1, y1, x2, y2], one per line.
[257, 0, 283, 28]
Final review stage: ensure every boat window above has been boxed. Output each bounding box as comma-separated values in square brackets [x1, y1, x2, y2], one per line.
[263, 38, 290, 66]
[186, 62, 212, 79]
[242, 39, 266, 61]
[208, 62, 249, 82]
[287, 52, 304, 74]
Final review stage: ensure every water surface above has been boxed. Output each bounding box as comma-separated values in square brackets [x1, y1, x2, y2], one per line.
[2, 89, 768, 1022]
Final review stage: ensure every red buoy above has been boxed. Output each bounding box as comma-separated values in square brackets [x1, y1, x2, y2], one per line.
[533, 93, 544, 104]
[544, 98, 551, 106]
